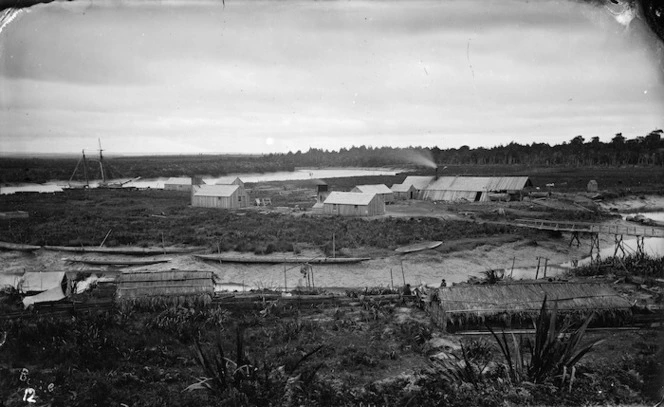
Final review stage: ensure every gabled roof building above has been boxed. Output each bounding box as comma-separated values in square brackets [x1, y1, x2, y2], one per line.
[351, 184, 394, 203]
[323, 192, 385, 216]
[192, 184, 249, 209]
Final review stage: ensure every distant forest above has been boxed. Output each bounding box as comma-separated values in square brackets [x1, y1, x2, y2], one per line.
[269, 130, 664, 168]
[1, 130, 662, 183]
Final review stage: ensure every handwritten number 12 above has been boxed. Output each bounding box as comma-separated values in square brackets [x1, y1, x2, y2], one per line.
[23, 388, 36, 403]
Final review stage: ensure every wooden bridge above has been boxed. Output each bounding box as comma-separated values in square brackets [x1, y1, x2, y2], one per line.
[514, 218, 664, 264]
[514, 219, 664, 238]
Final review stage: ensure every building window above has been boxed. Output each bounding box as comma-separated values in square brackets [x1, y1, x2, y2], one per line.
[238, 195, 242, 202]
[333, 204, 338, 210]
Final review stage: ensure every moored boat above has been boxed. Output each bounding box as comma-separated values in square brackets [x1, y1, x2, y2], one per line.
[64, 257, 171, 266]
[44, 246, 204, 255]
[0, 241, 41, 252]
[395, 241, 443, 254]
[195, 254, 370, 264]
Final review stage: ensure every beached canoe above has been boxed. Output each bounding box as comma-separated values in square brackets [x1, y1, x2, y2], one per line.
[44, 246, 204, 255]
[64, 258, 171, 266]
[0, 241, 41, 252]
[395, 241, 443, 254]
[195, 254, 371, 264]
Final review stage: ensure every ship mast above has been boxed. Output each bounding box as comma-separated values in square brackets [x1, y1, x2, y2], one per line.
[98, 138, 106, 183]
[82, 149, 89, 187]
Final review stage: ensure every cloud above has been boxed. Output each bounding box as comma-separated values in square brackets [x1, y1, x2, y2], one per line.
[0, 0, 662, 154]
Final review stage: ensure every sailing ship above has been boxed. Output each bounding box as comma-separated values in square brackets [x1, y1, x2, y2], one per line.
[66, 140, 139, 189]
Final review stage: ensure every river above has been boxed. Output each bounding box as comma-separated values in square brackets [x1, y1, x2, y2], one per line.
[0, 168, 403, 195]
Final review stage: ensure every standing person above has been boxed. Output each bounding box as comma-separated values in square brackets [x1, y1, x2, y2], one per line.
[440, 279, 446, 288]
[403, 284, 412, 296]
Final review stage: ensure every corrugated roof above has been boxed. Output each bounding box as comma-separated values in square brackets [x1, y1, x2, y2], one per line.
[165, 177, 192, 185]
[324, 191, 378, 205]
[193, 184, 239, 197]
[403, 176, 435, 190]
[353, 184, 392, 194]
[425, 176, 531, 192]
[391, 183, 415, 192]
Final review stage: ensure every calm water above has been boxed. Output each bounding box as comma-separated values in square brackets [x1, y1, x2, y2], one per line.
[0, 168, 403, 195]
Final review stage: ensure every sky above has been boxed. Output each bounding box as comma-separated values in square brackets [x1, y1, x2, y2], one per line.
[0, 0, 663, 155]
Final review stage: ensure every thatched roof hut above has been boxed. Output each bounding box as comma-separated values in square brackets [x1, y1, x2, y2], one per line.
[116, 270, 214, 301]
[428, 282, 631, 331]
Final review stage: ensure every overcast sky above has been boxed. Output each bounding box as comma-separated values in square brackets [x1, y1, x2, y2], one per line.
[1, 0, 663, 155]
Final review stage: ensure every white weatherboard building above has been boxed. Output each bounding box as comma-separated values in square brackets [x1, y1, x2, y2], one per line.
[191, 184, 250, 209]
[323, 192, 385, 216]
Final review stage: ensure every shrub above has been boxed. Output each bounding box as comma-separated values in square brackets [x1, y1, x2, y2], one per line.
[487, 295, 603, 385]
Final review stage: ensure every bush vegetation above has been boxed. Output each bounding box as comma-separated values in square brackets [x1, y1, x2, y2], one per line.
[0, 189, 535, 251]
[0, 296, 661, 406]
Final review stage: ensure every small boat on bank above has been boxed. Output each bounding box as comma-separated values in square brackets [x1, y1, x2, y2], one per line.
[64, 257, 171, 266]
[195, 254, 371, 264]
[0, 241, 41, 252]
[395, 241, 443, 254]
[44, 246, 204, 255]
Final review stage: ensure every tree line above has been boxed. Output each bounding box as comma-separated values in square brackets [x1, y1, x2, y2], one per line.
[1, 129, 662, 184]
[269, 129, 664, 168]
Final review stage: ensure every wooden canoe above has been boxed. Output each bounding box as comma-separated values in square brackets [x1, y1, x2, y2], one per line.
[64, 258, 171, 266]
[395, 241, 443, 254]
[195, 254, 370, 264]
[43, 246, 204, 255]
[0, 241, 41, 252]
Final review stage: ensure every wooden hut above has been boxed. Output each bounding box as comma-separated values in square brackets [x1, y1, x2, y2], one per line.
[313, 180, 330, 203]
[427, 282, 631, 332]
[323, 192, 385, 216]
[192, 184, 249, 209]
[391, 183, 417, 200]
[165, 177, 195, 191]
[587, 180, 598, 192]
[401, 176, 435, 199]
[116, 270, 214, 301]
[351, 184, 394, 204]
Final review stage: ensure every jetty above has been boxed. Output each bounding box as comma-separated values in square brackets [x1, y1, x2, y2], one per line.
[514, 218, 664, 264]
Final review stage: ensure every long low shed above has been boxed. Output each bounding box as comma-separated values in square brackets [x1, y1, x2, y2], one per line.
[427, 282, 631, 331]
[323, 192, 385, 216]
[116, 270, 214, 299]
[422, 176, 532, 202]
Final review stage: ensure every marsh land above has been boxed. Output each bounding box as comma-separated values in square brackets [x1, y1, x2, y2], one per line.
[1, 162, 662, 406]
